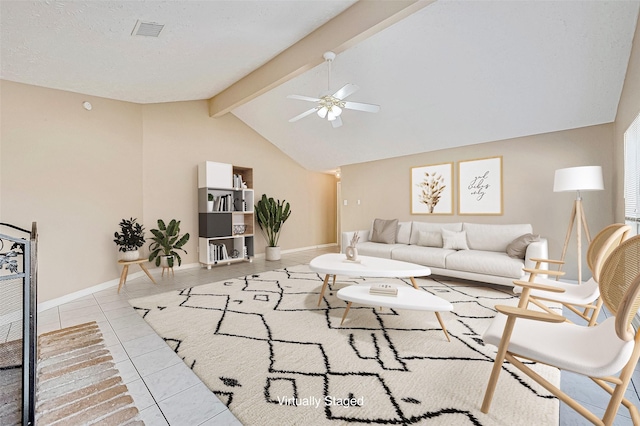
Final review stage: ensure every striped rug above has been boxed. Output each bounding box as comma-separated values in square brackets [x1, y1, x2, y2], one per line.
[36, 322, 143, 425]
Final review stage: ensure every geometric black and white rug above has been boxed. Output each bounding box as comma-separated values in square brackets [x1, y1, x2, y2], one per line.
[129, 265, 559, 426]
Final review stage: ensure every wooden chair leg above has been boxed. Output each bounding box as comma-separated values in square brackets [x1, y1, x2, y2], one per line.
[588, 298, 603, 327]
[481, 315, 516, 413]
[602, 342, 640, 424]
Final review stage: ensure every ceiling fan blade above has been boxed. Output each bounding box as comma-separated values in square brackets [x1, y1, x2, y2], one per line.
[343, 101, 380, 113]
[289, 107, 318, 123]
[332, 83, 359, 100]
[287, 94, 321, 103]
[331, 116, 343, 128]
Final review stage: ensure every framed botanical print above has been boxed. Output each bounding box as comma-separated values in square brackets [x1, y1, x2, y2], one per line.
[411, 162, 454, 215]
[458, 156, 503, 215]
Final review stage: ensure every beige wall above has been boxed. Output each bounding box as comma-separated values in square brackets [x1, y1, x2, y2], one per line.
[614, 11, 640, 222]
[0, 80, 144, 302]
[1, 81, 336, 303]
[340, 124, 615, 280]
[141, 101, 337, 263]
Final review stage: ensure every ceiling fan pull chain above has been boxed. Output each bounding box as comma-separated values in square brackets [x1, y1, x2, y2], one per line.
[327, 55, 331, 92]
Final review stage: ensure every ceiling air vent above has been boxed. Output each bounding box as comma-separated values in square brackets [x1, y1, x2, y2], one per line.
[131, 20, 164, 37]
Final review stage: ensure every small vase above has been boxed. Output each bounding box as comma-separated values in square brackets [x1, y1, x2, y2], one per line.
[207, 201, 214, 212]
[345, 246, 358, 261]
[121, 250, 140, 261]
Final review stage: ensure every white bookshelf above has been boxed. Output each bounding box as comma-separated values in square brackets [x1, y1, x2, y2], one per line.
[197, 161, 254, 268]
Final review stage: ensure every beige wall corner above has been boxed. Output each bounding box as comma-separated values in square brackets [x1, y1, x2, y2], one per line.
[0, 80, 143, 303]
[1, 83, 336, 304]
[614, 12, 640, 222]
[340, 123, 615, 281]
[141, 100, 336, 263]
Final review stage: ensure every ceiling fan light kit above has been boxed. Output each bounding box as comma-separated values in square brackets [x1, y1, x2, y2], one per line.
[288, 51, 380, 128]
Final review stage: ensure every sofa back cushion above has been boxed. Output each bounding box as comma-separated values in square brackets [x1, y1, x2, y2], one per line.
[396, 221, 412, 245]
[463, 223, 533, 252]
[417, 231, 443, 248]
[370, 218, 399, 244]
[409, 222, 463, 245]
[369, 220, 412, 245]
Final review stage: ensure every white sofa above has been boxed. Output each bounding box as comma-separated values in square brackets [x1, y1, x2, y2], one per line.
[341, 221, 548, 287]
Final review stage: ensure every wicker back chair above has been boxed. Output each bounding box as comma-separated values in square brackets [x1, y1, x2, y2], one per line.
[514, 223, 631, 326]
[482, 235, 640, 425]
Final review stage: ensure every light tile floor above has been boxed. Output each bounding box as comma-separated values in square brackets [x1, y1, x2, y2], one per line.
[36, 246, 639, 425]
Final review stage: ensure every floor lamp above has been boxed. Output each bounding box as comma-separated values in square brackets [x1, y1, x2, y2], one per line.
[553, 166, 604, 284]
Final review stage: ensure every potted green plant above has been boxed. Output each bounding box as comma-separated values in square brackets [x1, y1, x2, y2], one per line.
[148, 219, 190, 268]
[207, 193, 215, 212]
[113, 218, 145, 261]
[255, 194, 291, 261]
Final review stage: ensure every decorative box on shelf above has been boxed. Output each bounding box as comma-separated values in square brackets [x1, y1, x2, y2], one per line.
[233, 224, 247, 235]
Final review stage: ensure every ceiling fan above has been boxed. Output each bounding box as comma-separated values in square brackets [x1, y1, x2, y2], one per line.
[287, 51, 380, 128]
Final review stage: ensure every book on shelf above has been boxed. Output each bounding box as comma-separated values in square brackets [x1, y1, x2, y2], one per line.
[214, 194, 233, 212]
[233, 174, 246, 189]
[369, 283, 398, 296]
[209, 243, 229, 263]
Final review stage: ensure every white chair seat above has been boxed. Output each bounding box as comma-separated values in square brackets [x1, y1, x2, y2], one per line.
[513, 277, 600, 305]
[483, 315, 634, 378]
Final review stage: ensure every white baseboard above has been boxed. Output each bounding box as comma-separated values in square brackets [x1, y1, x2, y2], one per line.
[38, 243, 338, 312]
[252, 243, 337, 258]
[37, 262, 200, 312]
[37, 244, 337, 311]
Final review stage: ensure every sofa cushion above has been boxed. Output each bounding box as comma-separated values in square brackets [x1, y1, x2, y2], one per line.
[507, 233, 541, 259]
[418, 231, 442, 248]
[463, 223, 533, 252]
[391, 245, 456, 269]
[371, 219, 398, 244]
[396, 221, 412, 245]
[356, 242, 404, 259]
[445, 249, 525, 278]
[409, 222, 462, 245]
[442, 229, 469, 250]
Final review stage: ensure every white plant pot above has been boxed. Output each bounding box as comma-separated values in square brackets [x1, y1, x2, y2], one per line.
[121, 250, 140, 261]
[160, 255, 174, 268]
[265, 246, 281, 261]
[207, 200, 214, 212]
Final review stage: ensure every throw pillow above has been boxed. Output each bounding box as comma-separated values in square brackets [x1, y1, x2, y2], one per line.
[418, 231, 443, 248]
[442, 229, 469, 250]
[370, 218, 398, 244]
[506, 233, 541, 258]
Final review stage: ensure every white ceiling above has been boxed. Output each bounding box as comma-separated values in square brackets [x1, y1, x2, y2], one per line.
[2, 1, 638, 172]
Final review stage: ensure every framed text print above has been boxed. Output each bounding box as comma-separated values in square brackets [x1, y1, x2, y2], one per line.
[458, 156, 503, 215]
[411, 162, 454, 214]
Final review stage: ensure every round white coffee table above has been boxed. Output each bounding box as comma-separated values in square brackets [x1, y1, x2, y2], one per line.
[337, 284, 454, 341]
[309, 253, 431, 306]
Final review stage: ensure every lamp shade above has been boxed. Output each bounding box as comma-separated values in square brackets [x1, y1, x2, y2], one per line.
[553, 166, 604, 192]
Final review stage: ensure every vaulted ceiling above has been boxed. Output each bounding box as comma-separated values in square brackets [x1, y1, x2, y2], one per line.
[2, 1, 638, 172]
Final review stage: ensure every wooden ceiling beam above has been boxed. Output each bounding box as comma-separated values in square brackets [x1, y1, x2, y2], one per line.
[208, 0, 434, 117]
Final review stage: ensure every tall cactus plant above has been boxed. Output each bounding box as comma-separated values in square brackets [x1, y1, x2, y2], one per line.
[255, 194, 291, 247]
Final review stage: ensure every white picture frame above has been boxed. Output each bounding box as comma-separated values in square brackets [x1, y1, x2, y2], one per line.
[411, 162, 454, 215]
[458, 156, 503, 215]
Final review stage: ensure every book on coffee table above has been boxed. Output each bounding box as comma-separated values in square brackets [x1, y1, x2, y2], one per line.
[369, 283, 398, 297]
